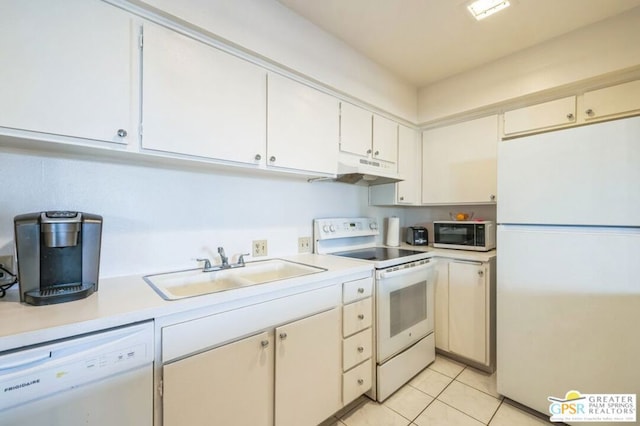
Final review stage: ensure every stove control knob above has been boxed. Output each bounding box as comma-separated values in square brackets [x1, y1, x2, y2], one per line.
[322, 225, 330, 233]
[369, 222, 378, 230]
[329, 225, 336, 232]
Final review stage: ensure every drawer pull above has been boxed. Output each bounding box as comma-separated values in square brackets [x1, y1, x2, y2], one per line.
[357, 346, 364, 353]
[357, 379, 364, 385]
[358, 314, 365, 320]
[261, 340, 269, 348]
[357, 287, 365, 294]
[279, 332, 287, 340]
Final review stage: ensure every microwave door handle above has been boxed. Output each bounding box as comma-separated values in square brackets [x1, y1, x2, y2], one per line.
[378, 262, 432, 279]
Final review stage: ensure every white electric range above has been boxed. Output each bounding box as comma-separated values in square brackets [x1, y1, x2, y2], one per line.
[314, 217, 436, 401]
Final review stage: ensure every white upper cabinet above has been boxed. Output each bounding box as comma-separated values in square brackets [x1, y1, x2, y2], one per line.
[141, 23, 266, 165]
[339, 102, 398, 165]
[372, 114, 398, 164]
[339, 102, 373, 157]
[369, 124, 419, 206]
[422, 115, 498, 205]
[582, 79, 640, 122]
[396, 125, 420, 204]
[503, 96, 576, 137]
[0, 0, 136, 144]
[267, 73, 339, 175]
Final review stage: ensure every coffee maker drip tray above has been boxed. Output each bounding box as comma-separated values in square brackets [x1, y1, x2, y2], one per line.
[24, 282, 96, 306]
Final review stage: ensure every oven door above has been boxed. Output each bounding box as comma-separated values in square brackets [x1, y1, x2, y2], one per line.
[376, 262, 435, 363]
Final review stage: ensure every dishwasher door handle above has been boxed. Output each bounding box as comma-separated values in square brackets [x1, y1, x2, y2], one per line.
[0, 351, 51, 371]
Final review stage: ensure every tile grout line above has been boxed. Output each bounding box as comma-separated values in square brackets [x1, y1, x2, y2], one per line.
[404, 364, 469, 424]
[486, 398, 505, 425]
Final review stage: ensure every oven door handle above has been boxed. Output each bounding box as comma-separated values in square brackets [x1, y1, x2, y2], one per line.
[378, 262, 432, 279]
[450, 259, 483, 266]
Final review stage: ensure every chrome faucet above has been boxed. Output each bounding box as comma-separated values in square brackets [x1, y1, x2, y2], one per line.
[218, 247, 229, 269]
[196, 258, 215, 272]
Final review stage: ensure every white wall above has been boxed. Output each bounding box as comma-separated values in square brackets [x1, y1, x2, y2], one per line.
[134, 0, 418, 122]
[0, 151, 403, 278]
[418, 7, 640, 123]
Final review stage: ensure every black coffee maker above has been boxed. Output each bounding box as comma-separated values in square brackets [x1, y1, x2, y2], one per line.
[14, 211, 103, 306]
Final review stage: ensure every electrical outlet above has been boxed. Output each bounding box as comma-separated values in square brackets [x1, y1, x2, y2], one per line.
[298, 237, 311, 253]
[253, 240, 267, 257]
[0, 255, 14, 272]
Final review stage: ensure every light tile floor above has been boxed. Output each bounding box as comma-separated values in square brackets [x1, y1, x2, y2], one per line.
[320, 355, 553, 426]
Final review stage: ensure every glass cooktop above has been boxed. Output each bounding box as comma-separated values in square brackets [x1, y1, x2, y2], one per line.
[333, 247, 426, 262]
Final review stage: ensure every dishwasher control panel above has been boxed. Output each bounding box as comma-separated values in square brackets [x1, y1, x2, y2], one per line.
[0, 322, 154, 411]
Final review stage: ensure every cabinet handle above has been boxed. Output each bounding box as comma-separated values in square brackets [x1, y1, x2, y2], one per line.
[269, 156, 276, 163]
[357, 346, 364, 353]
[366, 149, 372, 154]
[261, 340, 269, 348]
[357, 379, 364, 385]
[117, 129, 127, 137]
[358, 314, 365, 320]
[490, 194, 496, 201]
[255, 154, 262, 161]
[279, 332, 287, 340]
[566, 113, 574, 120]
[399, 196, 404, 201]
[585, 108, 594, 116]
[357, 287, 365, 294]
[478, 270, 484, 277]
[374, 150, 379, 156]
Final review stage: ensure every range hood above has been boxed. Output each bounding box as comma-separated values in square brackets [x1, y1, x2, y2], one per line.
[334, 156, 403, 185]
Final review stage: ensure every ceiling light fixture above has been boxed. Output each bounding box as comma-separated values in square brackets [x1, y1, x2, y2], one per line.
[467, 0, 510, 21]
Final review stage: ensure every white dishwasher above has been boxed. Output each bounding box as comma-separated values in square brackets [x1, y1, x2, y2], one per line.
[0, 321, 154, 426]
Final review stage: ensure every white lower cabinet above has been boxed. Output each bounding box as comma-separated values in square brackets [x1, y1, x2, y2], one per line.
[341, 276, 374, 406]
[275, 309, 341, 426]
[163, 331, 274, 426]
[434, 258, 496, 372]
[158, 281, 349, 426]
[162, 308, 340, 426]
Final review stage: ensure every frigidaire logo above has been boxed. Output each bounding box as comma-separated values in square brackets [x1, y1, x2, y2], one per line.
[4, 379, 40, 393]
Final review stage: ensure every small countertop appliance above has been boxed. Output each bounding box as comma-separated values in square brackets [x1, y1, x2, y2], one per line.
[14, 211, 103, 306]
[406, 226, 428, 246]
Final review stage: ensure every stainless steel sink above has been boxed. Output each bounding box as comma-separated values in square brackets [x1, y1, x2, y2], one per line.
[144, 259, 326, 300]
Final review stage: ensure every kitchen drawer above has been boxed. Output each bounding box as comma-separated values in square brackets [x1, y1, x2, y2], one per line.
[342, 298, 372, 337]
[343, 277, 373, 304]
[343, 359, 372, 406]
[343, 328, 372, 371]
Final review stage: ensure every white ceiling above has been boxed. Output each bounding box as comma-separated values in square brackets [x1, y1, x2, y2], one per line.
[276, 0, 640, 87]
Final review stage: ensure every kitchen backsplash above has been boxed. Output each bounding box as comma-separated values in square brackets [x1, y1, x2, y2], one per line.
[0, 151, 404, 278]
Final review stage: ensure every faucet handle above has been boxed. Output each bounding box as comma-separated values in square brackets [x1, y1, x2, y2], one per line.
[196, 258, 212, 270]
[237, 253, 250, 266]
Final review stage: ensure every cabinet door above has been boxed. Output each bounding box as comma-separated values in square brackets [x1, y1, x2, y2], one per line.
[434, 260, 450, 351]
[275, 308, 341, 426]
[583, 79, 640, 122]
[340, 102, 372, 157]
[448, 261, 487, 364]
[163, 331, 274, 426]
[142, 23, 266, 164]
[396, 125, 420, 204]
[422, 115, 498, 204]
[372, 114, 398, 163]
[267, 73, 338, 175]
[0, 0, 136, 144]
[503, 96, 576, 136]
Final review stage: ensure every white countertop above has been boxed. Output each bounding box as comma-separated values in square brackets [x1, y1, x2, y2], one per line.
[0, 254, 372, 352]
[0, 247, 496, 352]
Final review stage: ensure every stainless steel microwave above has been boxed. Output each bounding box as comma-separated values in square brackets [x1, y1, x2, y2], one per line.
[433, 220, 495, 251]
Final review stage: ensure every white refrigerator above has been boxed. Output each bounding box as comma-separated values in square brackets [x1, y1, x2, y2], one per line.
[496, 116, 640, 418]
